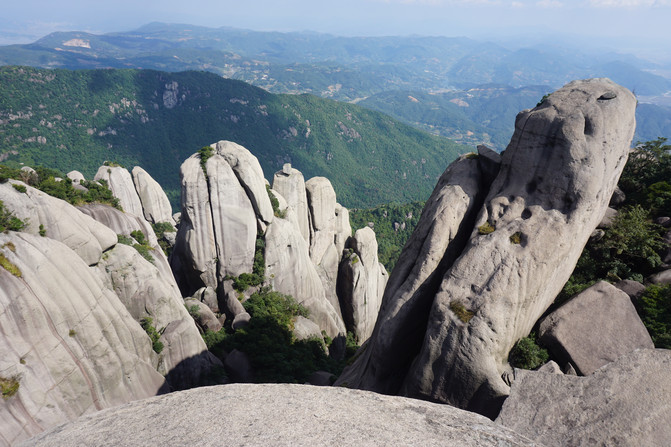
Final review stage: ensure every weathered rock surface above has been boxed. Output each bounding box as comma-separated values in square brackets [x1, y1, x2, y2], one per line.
[539, 281, 654, 375]
[497, 349, 671, 447]
[94, 165, 144, 217]
[170, 155, 218, 296]
[97, 243, 221, 389]
[338, 78, 637, 416]
[614, 279, 646, 303]
[66, 170, 85, 184]
[272, 164, 310, 242]
[0, 181, 116, 265]
[337, 227, 388, 342]
[77, 203, 178, 298]
[265, 216, 345, 339]
[21, 384, 538, 447]
[131, 166, 175, 225]
[648, 268, 671, 285]
[206, 154, 256, 279]
[184, 298, 223, 333]
[211, 140, 274, 224]
[0, 233, 166, 446]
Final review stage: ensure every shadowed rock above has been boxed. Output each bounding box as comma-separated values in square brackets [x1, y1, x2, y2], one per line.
[337, 78, 637, 417]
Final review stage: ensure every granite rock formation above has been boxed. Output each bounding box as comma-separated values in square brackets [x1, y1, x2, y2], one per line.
[337, 78, 637, 417]
[538, 281, 654, 375]
[171, 141, 386, 342]
[20, 384, 537, 447]
[497, 349, 671, 447]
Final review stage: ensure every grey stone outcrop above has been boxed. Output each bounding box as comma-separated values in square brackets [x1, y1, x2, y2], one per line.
[497, 349, 671, 447]
[94, 165, 144, 217]
[0, 233, 166, 446]
[21, 384, 538, 447]
[337, 227, 388, 342]
[272, 164, 310, 242]
[131, 166, 175, 224]
[337, 78, 637, 416]
[211, 140, 274, 224]
[0, 181, 117, 265]
[265, 216, 345, 339]
[183, 298, 223, 333]
[539, 281, 654, 375]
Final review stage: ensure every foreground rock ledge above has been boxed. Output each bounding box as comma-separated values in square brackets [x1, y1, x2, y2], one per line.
[21, 384, 538, 447]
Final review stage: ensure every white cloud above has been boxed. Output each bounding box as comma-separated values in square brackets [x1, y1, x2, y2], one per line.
[536, 0, 564, 6]
[511, 0, 525, 6]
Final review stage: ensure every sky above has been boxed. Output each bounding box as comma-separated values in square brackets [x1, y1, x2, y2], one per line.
[1, 0, 670, 60]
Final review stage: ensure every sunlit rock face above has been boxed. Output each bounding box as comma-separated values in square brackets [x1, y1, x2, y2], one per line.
[337, 78, 637, 417]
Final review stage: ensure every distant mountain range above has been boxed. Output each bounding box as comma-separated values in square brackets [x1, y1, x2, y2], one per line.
[0, 66, 466, 208]
[1, 22, 670, 100]
[1, 22, 669, 148]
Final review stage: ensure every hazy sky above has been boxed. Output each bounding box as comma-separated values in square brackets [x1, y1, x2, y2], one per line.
[2, 0, 670, 57]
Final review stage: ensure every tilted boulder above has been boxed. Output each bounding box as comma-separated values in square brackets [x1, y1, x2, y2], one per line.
[94, 165, 144, 217]
[0, 181, 117, 265]
[131, 166, 175, 225]
[497, 349, 671, 447]
[337, 227, 388, 342]
[20, 384, 537, 447]
[0, 233, 166, 445]
[337, 78, 637, 417]
[539, 281, 654, 375]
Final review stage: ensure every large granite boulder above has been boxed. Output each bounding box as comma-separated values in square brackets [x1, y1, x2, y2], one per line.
[170, 155, 219, 296]
[497, 349, 671, 447]
[21, 384, 537, 447]
[265, 216, 345, 339]
[337, 227, 388, 342]
[131, 166, 175, 225]
[338, 78, 637, 417]
[211, 140, 274, 224]
[94, 165, 144, 217]
[539, 281, 654, 375]
[0, 232, 166, 446]
[272, 163, 310, 242]
[0, 181, 116, 265]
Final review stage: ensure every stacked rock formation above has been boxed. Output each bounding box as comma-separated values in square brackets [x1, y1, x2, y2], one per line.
[336, 78, 637, 417]
[0, 167, 221, 445]
[170, 141, 388, 343]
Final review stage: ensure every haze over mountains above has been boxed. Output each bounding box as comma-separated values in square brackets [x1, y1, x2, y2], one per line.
[1, 22, 669, 149]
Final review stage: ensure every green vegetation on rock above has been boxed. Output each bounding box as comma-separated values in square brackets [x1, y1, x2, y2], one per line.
[203, 287, 345, 383]
[0, 375, 20, 399]
[0, 200, 26, 233]
[560, 139, 671, 348]
[508, 334, 549, 370]
[140, 317, 164, 354]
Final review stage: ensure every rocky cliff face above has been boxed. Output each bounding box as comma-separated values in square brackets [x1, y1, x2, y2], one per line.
[337, 78, 637, 416]
[170, 141, 386, 342]
[0, 167, 221, 445]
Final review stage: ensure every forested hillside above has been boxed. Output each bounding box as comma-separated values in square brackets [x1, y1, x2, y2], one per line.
[0, 66, 466, 208]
